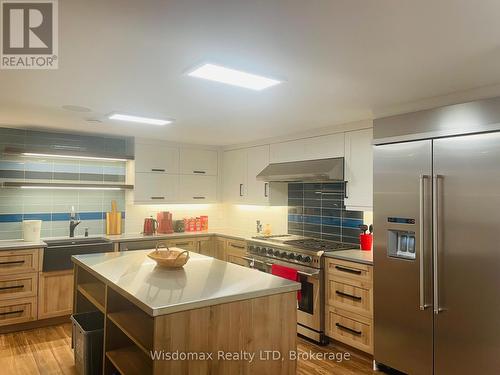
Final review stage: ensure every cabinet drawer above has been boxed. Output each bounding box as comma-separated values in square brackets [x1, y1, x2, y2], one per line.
[326, 258, 372, 285]
[328, 280, 372, 318]
[226, 239, 246, 253]
[0, 249, 40, 276]
[0, 297, 37, 326]
[0, 273, 38, 301]
[166, 240, 197, 251]
[327, 307, 372, 354]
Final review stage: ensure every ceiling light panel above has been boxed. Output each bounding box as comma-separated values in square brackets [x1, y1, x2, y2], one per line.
[187, 63, 281, 91]
[108, 113, 172, 126]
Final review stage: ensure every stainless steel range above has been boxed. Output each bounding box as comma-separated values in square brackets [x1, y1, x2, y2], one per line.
[245, 235, 354, 344]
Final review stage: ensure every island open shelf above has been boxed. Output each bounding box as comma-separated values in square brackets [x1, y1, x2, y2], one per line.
[72, 250, 301, 375]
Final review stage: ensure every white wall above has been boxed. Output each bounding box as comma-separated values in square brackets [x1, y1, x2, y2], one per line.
[124, 202, 289, 236]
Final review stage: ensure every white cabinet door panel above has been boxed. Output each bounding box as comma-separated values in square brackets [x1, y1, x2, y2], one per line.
[223, 149, 247, 203]
[135, 143, 179, 173]
[344, 129, 373, 210]
[246, 145, 270, 205]
[270, 133, 344, 163]
[179, 175, 217, 203]
[134, 173, 179, 203]
[180, 149, 218, 175]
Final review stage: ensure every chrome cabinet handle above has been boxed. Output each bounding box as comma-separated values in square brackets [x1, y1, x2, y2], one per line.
[150, 196, 165, 200]
[193, 170, 206, 174]
[151, 168, 165, 172]
[192, 196, 206, 200]
[433, 174, 442, 314]
[419, 175, 431, 310]
[239, 184, 244, 197]
[264, 183, 269, 197]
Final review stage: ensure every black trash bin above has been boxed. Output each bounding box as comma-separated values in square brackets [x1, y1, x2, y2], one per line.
[71, 311, 104, 375]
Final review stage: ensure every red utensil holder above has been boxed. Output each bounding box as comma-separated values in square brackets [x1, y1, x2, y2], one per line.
[360, 233, 373, 251]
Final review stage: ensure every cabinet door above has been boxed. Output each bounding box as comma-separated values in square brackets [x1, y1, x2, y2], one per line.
[178, 175, 217, 203]
[344, 129, 373, 210]
[222, 149, 247, 203]
[135, 143, 179, 173]
[214, 237, 226, 261]
[246, 145, 270, 205]
[180, 149, 218, 176]
[38, 270, 74, 319]
[197, 237, 213, 257]
[270, 133, 344, 163]
[134, 173, 179, 203]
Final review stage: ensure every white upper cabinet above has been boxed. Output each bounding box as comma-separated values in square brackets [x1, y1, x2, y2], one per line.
[134, 173, 179, 203]
[344, 128, 373, 210]
[223, 149, 247, 203]
[178, 175, 217, 203]
[246, 145, 269, 205]
[270, 133, 344, 163]
[223, 146, 287, 206]
[135, 143, 179, 173]
[133, 141, 219, 204]
[179, 149, 218, 176]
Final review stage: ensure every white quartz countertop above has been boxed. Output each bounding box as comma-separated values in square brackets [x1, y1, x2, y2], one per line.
[324, 249, 373, 265]
[72, 250, 301, 317]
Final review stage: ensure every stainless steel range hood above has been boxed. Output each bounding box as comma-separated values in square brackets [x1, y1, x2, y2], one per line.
[256, 157, 344, 182]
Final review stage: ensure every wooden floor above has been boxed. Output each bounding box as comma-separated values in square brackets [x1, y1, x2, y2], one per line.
[0, 324, 380, 374]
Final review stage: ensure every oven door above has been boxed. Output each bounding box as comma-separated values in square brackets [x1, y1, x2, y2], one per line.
[296, 269, 323, 342]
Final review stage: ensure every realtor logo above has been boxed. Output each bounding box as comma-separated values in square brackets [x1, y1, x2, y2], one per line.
[1, 0, 58, 69]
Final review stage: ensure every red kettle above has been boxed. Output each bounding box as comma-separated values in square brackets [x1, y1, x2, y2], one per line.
[143, 217, 157, 235]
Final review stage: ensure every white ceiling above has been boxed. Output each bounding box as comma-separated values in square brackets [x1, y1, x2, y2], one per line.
[2, 0, 500, 145]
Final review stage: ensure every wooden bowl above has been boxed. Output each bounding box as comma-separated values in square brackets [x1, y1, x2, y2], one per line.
[147, 243, 189, 268]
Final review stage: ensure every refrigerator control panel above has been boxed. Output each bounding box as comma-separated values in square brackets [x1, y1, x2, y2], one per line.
[387, 230, 416, 260]
[388, 217, 416, 225]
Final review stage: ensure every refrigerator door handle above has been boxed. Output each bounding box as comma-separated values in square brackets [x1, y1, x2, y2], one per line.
[419, 175, 431, 310]
[433, 174, 442, 314]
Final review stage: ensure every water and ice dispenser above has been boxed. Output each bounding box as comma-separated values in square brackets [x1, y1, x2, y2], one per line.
[387, 230, 416, 259]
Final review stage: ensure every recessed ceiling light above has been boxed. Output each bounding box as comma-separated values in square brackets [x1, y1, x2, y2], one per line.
[108, 113, 172, 126]
[187, 63, 281, 91]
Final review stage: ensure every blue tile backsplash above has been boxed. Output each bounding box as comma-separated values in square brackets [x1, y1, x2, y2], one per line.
[287, 182, 364, 245]
[0, 155, 126, 240]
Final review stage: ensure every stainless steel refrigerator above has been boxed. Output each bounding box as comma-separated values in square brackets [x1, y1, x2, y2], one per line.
[373, 97, 500, 375]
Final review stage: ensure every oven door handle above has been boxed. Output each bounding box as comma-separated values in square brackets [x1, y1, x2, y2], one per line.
[263, 260, 320, 278]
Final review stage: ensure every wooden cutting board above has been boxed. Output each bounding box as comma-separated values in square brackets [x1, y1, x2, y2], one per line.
[106, 200, 122, 235]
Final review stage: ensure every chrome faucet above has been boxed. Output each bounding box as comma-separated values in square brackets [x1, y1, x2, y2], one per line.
[69, 206, 81, 238]
[256, 220, 263, 234]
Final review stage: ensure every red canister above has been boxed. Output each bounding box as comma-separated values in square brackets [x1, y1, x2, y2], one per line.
[360, 233, 373, 251]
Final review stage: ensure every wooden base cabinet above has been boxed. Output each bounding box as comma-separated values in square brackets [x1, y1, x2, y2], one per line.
[325, 258, 373, 354]
[38, 270, 74, 319]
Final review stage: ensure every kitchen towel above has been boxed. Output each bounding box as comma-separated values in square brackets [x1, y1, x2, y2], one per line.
[271, 264, 302, 302]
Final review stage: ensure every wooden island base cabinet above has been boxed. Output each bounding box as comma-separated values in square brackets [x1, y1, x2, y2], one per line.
[73, 250, 300, 375]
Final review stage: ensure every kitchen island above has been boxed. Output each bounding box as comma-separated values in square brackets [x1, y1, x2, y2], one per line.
[72, 250, 300, 375]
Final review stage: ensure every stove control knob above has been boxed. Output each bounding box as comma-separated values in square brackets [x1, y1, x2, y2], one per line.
[280, 251, 288, 258]
[248, 245, 255, 251]
[267, 248, 274, 256]
[254, 246, 260, 253]
[260, 247, 268, 255]
[304, 256, 312, 263]
[296, 254, 303, 262]
[287, 253, 296, 260]
[273, 250, 281, 256]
